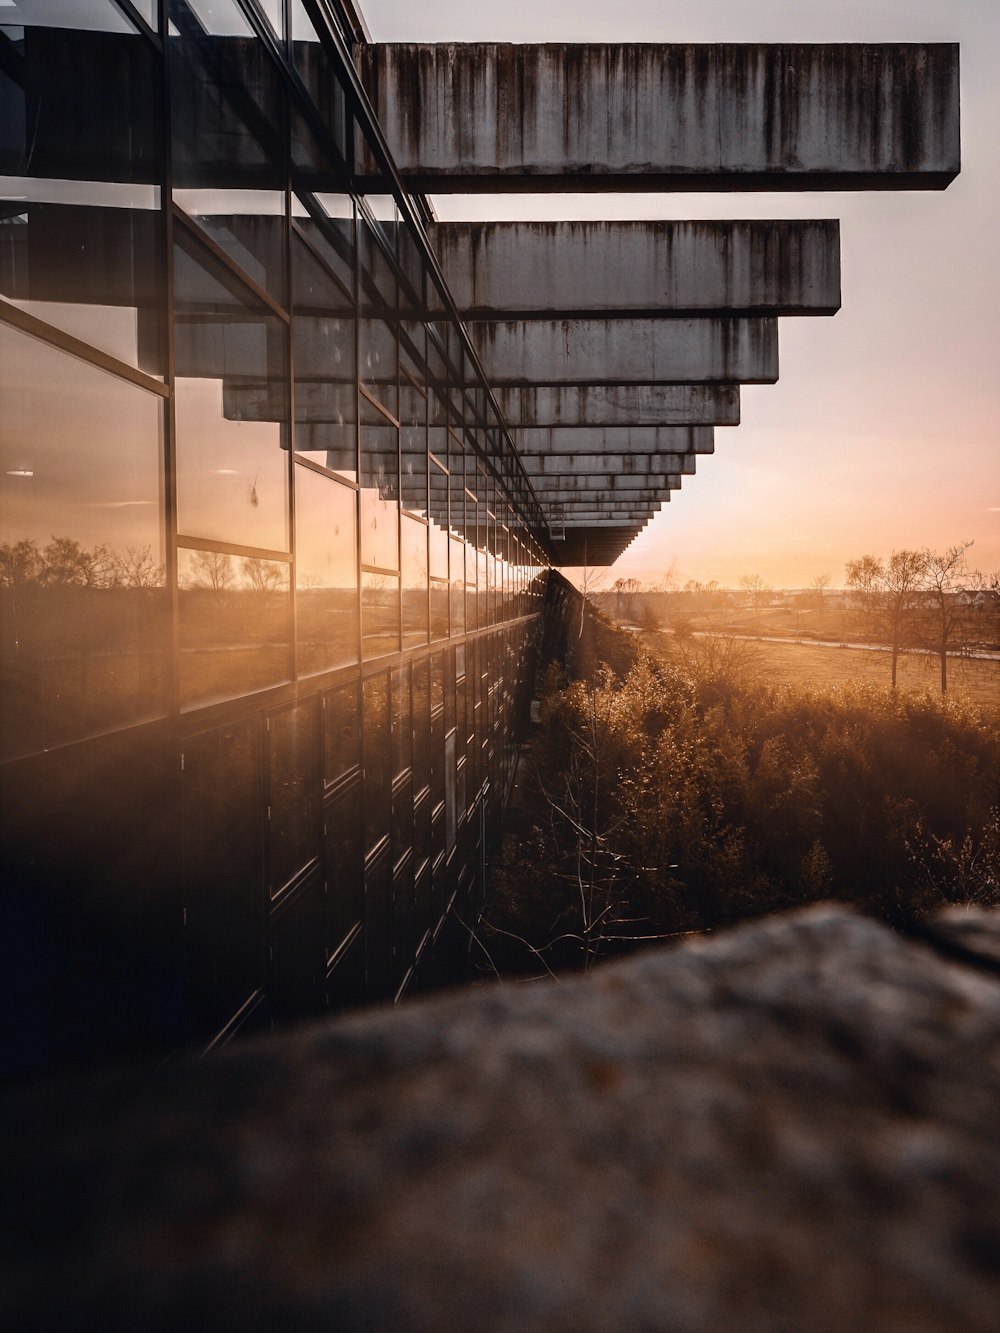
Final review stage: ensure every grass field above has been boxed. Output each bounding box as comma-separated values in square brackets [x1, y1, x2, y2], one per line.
[640, 630, 1000, 707]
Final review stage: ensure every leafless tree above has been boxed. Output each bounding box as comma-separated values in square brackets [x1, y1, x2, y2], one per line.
[188, 548, 234, 591]
[810, 573, 832, 610]
[846, 549, 927, 687]
[920, 541, 975, 694]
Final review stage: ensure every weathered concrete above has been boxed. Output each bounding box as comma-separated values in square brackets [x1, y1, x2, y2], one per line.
[6, 906, 1000, 1332]
[521, 454, 697, 476]
[534, 481, 680, 500]
[496, 385, 739, 427]
[433, 220, 841, 317]
[470, 317, 777, 385]
[355, 44, 961, 192]
[514, 426, 714, 455]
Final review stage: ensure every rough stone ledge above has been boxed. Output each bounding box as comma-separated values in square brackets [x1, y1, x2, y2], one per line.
[4, 903, 1000, 1332]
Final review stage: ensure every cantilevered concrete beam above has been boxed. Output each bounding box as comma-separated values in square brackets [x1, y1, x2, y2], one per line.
[496, 385, 739, 427]
[514, 427, 714, 455]
[355, 44, 960, 192]
[433, 221, 840, 318]
[521, 454, 697, 476]
[534, 475, 682, 493]
[473, 319, 777, 386]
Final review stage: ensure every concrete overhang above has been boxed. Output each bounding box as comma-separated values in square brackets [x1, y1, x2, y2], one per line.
[521, 454, 697, 476]
[432, 220, 840, 318]
[496, 385, 739, 427]
[514, 426, 714, 456]
[355, 43, 960, 192]
[470, 318, 778, 385]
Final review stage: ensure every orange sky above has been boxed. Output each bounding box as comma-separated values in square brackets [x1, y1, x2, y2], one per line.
[366, 0, 1000, 588]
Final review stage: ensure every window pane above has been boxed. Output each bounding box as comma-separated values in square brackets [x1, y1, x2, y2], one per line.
[267, 700, 319, 898]
[360, 423, 399, 570]
[361, 570, 398, 659]
[178, 547, 291, 707]
[292, 219, 356, 481]
[363, 672, 389, 856]
[174, 226, 289, 551]
[0, 323, 167, 761]
[323, 680, 359, 788]
[295, 464, 358, 674]
[400, 514, 428, 649]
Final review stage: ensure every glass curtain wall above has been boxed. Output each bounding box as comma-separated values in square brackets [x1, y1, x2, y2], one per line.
[0, 0, 549, 1074]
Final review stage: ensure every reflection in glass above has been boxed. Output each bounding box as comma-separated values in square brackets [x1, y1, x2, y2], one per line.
[360, 422, 399, 570]
[292, 220, 356, 481]
[295, 464, 358, 674]
[178, 547, 291, 707]
[267, 701, 318, 898]
[363, 672, 389, 856]
[449, 537, 466, 636]
[391, 666, 412, 780]
[0, 323, 167, 761]
[361, 570, 399, 659]
[324, 680, 360, 788]
[173, 226, 289, 550]
[358, 212, 396, 417]
[173, 189, 286, 301]
[400, 514, 428, 649]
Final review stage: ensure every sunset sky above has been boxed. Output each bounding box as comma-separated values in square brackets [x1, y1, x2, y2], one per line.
[365, 0, 1000, 589]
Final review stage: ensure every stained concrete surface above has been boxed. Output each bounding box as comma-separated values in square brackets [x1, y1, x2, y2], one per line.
[3, 904, 1000, 1332]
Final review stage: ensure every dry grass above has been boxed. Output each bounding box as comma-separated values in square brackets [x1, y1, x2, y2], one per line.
[641, 631, 1000, 707]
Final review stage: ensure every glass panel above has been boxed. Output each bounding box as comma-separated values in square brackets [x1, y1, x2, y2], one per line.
[267, 700, 318, 897]
[400, 514, 428, 649]
[429, 578, 448, 643]
[450, 537, 466, 636]
[173, 225, 289, 551]
[173, 189, 286, 302]
[290, 1, 348, 174]
[170, 0, 287, 299]
[360, 422, 398, 570]
[294, 463, 358, 674]
[0, 0, 163, 371]
[292, 216, 356, 481]
[358, 212, 396, 417]
[178, 547, 291, 707]
[411, 658, 430, 796]
[363, 672, 389, 856]
[391, 666, 412, 780]
[323, 679, 360, 788]
[0, 323, 167, 762]
[361, 570, 398, 659]
[181, 718, 263, 1036]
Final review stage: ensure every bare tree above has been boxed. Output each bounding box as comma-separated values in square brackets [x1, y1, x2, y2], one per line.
[920, 541, 975, 694]
[810, 573, 832, 611]
[241, 556, 285, 591]
[847, 549, 927, 687]
[738, 572, 771, 628]
[188, 548, 234, 591]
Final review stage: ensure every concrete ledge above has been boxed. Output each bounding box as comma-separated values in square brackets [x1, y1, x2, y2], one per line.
[356, 44, 960, 192]
[6, 905, 1000, 1332]
[496, 385, 740, 427]
[433, 220, 841, 317]
[471, 318, 778, 385]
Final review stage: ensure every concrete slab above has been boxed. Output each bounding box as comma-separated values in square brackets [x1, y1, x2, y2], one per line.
[471, 318, 777, 385]
[433, 220, 840, 317]
[521, 454, 697, 476]
[514, 426, 714, 455]
[355, 44, 960, 192]
[496, 385, 739, 427]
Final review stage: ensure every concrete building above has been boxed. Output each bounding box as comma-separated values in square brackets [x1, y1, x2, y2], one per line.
[0, 0, 958, 1072]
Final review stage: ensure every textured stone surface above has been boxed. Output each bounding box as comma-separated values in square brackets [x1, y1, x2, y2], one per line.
[4, 905, 1000, 1332]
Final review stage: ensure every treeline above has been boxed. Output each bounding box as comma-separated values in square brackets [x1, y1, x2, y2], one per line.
[0, 537, 164, 589]
[483, 639, 1000, 977]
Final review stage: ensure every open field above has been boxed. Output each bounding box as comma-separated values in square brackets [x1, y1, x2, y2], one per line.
[639, 630, 1000, 707]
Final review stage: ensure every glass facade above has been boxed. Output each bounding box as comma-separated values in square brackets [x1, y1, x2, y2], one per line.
[0, 0, 548, 1072]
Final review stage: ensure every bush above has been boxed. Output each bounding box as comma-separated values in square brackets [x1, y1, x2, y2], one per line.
[481, 643, 1000, 976]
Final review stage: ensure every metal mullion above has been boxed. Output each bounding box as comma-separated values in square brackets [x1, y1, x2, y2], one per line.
[171, 205, 291, 323]
[286, 177, 299, 683]
[358, 382, 400, 428]
[295, 454, 358, 489]
[0, 298, 168, 399]
[161, 12, 181, 723]
[112, 0, 162, 47]
[177, 535, 292, 562]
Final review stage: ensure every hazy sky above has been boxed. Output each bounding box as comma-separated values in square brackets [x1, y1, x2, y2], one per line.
[364, 0, 1000, 588]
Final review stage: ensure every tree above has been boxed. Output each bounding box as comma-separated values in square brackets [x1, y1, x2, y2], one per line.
[188, 548, 234, 591]
[241, 556, 285, 591]
[920, 541, 975, 694]
[810, 573, 832, 611]
[847, 549, 927, 688]
[738, 573, 771, 626]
